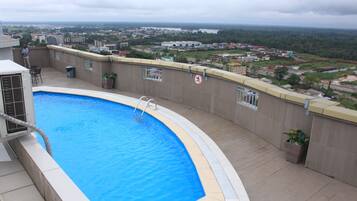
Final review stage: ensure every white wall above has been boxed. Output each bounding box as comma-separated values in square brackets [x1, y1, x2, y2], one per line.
[0, 48, 14, 61]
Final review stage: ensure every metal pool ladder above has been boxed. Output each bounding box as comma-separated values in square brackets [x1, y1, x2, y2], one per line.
[133, 96, 148, 113]
[133, 96, 158, 117]
[141, 99, 158, 116]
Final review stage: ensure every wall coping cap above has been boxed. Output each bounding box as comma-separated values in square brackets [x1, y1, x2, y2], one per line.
[322, 106, 357, 124]
[47, 45, 357, 124]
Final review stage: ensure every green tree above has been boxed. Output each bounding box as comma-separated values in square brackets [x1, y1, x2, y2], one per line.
[72, 45, 88, 51]
[303, 75, 320, 88]
[274, 67, 288, 81]
[248, 64, 259, 77]
[321, 87, 335, 98]
[127, 50, 155, 59]
[287, 74, 301, 86]
[100, 50, 112, 55]
[20, 33, 32, 47]
[174, 56, 188, 63]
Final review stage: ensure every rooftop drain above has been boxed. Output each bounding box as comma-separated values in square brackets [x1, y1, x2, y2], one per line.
[304, 97, 322, 116]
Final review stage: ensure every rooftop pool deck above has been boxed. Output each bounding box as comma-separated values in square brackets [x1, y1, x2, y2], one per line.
[42, 68, 357, 200]
[1, 67, 357, 201]
[30, 86, 247, 201]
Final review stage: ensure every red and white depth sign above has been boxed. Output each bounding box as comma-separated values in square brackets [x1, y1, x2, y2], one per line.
[194, 74, 203, 84]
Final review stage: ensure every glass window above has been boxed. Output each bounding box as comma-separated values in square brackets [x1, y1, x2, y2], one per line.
[144, 67, 162, 81]
[84, 60, 93, 71]
[55, 52, 61, 61]
[236, 86, 259, 110]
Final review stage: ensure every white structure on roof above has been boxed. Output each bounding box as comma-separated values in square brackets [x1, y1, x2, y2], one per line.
[161, 41, 202, 49]
[0, 23, 19, 61]
[0, 60, 34, 141]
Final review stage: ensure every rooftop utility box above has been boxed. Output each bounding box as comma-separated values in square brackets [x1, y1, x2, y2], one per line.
[0, 60, 35, 139]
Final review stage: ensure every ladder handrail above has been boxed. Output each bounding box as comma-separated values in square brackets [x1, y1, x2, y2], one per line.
[0, 112, 52, 156]
[133, 96, 148, 113]
[141, 98, 157, 116]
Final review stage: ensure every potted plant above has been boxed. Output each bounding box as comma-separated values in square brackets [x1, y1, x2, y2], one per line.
[102, 72, 117, 89]
[283, 129, 309, 163]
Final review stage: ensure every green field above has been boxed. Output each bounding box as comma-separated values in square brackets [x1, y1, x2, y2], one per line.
[174, 49, 247, 60]
[251, 58, 297, 68]
[304, 70, 355, 81]
[297, 53, 327, 61]
[299, 61, 355, 70]
[338, 96, 357, 110]
[296, 53, 356, 70]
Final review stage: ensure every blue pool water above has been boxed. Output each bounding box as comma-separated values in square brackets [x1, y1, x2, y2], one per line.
[34, 92, 205, 201]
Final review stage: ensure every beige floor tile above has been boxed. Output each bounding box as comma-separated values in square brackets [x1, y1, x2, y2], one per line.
[0, 160, 24, 177]
[2, 185, 44, 201]
[306, 180, 357, 201]
[248, 164, 333, 201]
[0, 171, 33, 194]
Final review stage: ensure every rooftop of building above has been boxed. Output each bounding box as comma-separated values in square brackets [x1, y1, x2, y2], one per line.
[1, 45, 357, 201]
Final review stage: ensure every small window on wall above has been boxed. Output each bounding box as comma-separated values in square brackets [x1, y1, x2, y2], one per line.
[84, 60, 93, 71]
[55, 52, 61, 61]
[236, 86, 259, 110]
[144, 67, 162, 81]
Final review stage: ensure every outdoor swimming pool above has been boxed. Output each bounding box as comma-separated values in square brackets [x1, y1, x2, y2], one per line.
[34, 92, 205, 201]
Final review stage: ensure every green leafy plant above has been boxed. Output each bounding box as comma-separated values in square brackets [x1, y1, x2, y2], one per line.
[274, 66, 288, 81]
[284, 129, 309, 145]
[103, 72, 117, 80]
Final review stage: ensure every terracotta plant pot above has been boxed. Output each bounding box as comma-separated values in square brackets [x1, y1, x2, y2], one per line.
[284, 141, 308, 163]
[102, 78, 115, 89]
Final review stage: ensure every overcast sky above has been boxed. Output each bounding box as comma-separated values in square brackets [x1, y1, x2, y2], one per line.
[0, 0, 357, 29]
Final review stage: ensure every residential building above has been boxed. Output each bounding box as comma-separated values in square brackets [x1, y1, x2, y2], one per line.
[119, 42, 129, 49]
[32, 34, 46, 42]
[64, 35, 86, 44]
[161, 41, 202, 49]
[94, 40, 104, 48]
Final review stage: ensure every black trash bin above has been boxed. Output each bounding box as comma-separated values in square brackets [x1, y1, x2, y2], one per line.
[66, 66, 76, 78]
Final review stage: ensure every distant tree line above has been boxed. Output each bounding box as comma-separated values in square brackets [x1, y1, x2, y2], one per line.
[130, 28, 357, 61]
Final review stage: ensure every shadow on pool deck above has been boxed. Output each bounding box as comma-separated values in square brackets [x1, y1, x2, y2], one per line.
[37, 67, 357, 201]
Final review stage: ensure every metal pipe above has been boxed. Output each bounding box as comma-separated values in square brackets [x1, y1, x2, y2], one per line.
[0, 112, 52, 156]
[203, 69, 208, 80]
[304, 97, 320, 116]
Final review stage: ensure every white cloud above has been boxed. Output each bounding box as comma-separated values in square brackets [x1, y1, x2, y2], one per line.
[0, 0, 356, 28]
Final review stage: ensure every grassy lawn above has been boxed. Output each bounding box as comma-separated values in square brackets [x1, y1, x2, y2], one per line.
[251, 58, 297, 68]
[304, 70, 355, 80]
[297, 53, 327, 61]
[264, 75, 290, 86]
[338, 96, 357, 110]
[299, 61, 355, 70]
[175, 49, 247, 60]
[296, 53, 356, 70]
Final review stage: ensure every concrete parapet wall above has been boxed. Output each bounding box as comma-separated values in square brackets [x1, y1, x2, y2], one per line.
[27, 45, 357, 187]
[307, 116, 357, 186]
[110, 62, 313, 149]
[13, 47, 50, 68]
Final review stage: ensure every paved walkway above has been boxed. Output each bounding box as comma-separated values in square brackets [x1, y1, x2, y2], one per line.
[0, 159, 44, 201]
[35, 67, 357, 201]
